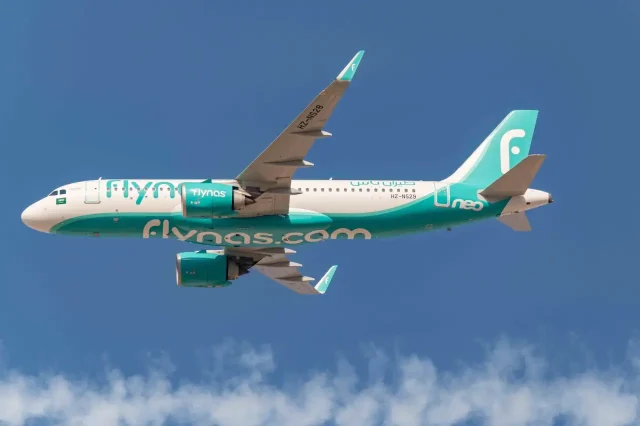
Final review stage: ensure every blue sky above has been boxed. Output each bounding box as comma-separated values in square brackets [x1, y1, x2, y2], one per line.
[2, 0, 640, 424]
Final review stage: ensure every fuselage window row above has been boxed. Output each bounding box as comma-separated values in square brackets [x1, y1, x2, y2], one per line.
[102, 186, 417, 198]
[296, 188, 416, 193]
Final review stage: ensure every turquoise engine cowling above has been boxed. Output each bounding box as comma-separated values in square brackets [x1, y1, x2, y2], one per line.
[180, 183, 250, 218]
[176, 251, 241, 288]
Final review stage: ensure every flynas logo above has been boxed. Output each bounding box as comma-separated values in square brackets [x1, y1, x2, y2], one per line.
[452, 198, 484, 211]
[190, 188, 226, 198]
[106, 180, 182, 205]
[500, 129, 526, 174]
[142, 220, 372, 245]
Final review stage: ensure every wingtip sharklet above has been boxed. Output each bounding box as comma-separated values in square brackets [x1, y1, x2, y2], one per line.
[314, 265, 338, 294]
[336, 50, 365, 82]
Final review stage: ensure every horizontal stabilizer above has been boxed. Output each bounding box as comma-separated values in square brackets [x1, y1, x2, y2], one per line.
[498, 213, 531, 232]
[480, 154, 546, 199]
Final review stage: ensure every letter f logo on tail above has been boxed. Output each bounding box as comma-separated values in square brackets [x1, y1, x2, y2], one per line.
[444, 110, 538, 188]
[500, 129, 526, 174]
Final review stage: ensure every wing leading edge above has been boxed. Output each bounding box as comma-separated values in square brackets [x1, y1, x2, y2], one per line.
[234, 50, 365, 217]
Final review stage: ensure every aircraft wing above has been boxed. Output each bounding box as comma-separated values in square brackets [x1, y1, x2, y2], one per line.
[234, 50, 365, 217]
[224, 247, 338, 295]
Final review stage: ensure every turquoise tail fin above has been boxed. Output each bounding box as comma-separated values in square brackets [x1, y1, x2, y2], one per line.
[445, 110, 539, 188]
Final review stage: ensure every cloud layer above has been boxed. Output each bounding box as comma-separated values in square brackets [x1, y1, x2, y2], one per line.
[0, 338, 638, 426]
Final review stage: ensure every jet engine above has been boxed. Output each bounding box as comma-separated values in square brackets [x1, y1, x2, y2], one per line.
[180, 183, 253, 218]
[176, 251, 250, 288]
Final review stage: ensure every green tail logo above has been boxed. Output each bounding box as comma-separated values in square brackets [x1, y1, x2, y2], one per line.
[446, 110, 539, 188]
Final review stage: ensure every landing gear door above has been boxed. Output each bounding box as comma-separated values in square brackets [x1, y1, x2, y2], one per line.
[433, 182, 450, 207]
[85, 179, 101, 204]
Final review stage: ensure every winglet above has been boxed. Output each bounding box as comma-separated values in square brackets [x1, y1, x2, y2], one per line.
[336, 51, 365, 82]
[314, 265, 338, 294]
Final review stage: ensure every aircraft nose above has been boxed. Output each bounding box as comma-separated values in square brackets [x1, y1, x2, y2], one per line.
[21, 204, 38, 229]
[21, 203, 52, 233]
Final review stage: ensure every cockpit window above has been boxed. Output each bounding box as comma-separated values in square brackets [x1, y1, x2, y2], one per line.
[48, 188, 67, 196]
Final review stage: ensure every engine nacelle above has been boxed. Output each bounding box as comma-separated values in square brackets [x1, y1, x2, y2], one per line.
[180, 183, 251, 218]
[176, 252, 241, 288]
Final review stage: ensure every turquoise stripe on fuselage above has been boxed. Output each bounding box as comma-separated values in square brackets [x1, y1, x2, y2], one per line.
[51, 183, 508, 247]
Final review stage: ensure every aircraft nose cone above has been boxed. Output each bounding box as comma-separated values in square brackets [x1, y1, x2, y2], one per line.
[21, 205, 36, 229]
[21, 203, 52, 233]
[548, 193, 554, 204]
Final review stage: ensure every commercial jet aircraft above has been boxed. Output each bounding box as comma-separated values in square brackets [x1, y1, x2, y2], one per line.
[21, 50, 553, 295]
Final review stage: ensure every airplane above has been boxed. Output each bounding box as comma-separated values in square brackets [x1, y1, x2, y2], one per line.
[21, 50, 553, 295]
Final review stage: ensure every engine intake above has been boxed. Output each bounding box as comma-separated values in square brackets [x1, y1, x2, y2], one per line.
[181, 183, 252, 218]
[176, 252, 245, 288]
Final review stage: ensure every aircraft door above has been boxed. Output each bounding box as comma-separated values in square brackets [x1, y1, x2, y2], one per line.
[433, 182, 450, 207]
[85, 179, 101, 204]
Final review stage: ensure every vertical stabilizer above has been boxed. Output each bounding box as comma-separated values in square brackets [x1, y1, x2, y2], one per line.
[445, 110, 539, 188]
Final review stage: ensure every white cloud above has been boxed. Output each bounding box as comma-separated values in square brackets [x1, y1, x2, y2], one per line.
[0, 338, 638, 425]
